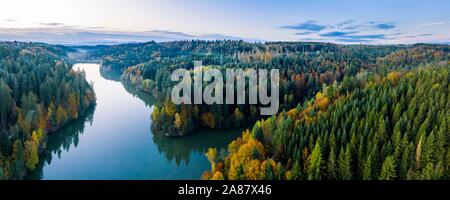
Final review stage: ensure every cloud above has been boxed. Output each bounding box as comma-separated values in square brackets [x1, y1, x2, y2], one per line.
[402, 33, 433, 38]
[4, 18, 16, 22]
[335, 38, 372, 43]
[421, 21, 450, 28]
[338, 21, 396, 31]
[39, 22, 65, 26]
[319, 31, 358, 37]
[319, 31, 387, 41]
[295, 31, 316, 36]
[85, 26, 105, 29]
[146, 30, 194, 38]
[345, 34, 387, 39]
[288, 19, 398, 43]
[337, 20, 355, 26]
[300, 38, 327, 42]
[418, 33, 433, 37]
[0, 27, 246, 45]
[375, 23, 396, 30]
[281, 21, 327, 32]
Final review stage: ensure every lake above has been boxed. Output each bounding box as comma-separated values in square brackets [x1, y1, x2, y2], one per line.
[26, 63, 243, 180]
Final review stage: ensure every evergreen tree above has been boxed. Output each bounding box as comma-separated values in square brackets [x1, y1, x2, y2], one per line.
[380, 156, 397, 180]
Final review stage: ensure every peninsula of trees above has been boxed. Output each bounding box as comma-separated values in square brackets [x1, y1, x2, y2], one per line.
[96, 41, 448, 137]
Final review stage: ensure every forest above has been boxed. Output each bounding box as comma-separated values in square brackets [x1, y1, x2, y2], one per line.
[203, 65, 449, 180]
[1, 40, 447, 180]
[96, 41, 448, 136]
[95, 40, 449, 180]
[0, 42, 96, 180]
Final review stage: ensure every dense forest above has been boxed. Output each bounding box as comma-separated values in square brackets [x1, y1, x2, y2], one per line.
[0, 40, 441, 180]
[0, 42, 96, 180]
[97, 41, 448, 136]
[95, 40, 449, 180]
[202, 65, 449, 180]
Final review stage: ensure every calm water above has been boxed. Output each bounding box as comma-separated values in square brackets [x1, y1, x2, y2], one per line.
[27, 63, 243, 180]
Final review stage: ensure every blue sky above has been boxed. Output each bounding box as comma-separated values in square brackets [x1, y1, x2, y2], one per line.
[0, 0, 449, 45]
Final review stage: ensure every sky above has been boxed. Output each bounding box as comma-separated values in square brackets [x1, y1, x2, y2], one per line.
[0, 0, 449, 45]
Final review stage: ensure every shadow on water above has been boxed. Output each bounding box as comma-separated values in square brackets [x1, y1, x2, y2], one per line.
[152, 128, 244, 166]
[26, 106, 96, 180]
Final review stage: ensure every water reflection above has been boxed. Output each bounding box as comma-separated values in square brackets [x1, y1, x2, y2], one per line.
[26, 64, 243, 179]
[116, 74, 243, 166]
[152, 128, 244, 166]
[26, 106, 96, 179]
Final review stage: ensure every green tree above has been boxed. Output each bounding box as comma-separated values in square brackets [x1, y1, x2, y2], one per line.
[327, 147, 337, 180]
[0, 80, 12, 129]
[338, 146, 353, 180]
[307, 142, 322, 180]
[380, 156, 397, 180]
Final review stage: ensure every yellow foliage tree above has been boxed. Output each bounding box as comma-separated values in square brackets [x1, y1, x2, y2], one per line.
[24, 139, 38, 170]
[387, 72, 402, 84]
[205, 148, 218, 172]
[68, 93, 79, 119]
[227, 132, 265, 180]
[174, 113, 183, 130]
[211, 172, 225, 180]
[164, 100, 177, 118]
[315, 92, 330, 110]
[244, 159, 262, 180]
[151, 106, 161, 122]
[56, 104, 67, 126]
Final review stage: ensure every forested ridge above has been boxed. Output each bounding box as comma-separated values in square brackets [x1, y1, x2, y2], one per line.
[203, 65, 449, 180]
[89, 40, 450, 180]
[0, 42, 96, 179]
[96, 41, 448, 136]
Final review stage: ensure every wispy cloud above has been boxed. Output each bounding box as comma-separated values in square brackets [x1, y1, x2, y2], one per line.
[375, 23, 396, 30]
[280, 20, 327, 32]
[283, 20, 400, 43]
[319, 31, 358, 37]
[402, 33, 433, 38]
[295, 31, 316, 36]
[421, 21, 450, 28]
[320, 31, 387, 42]
[334, 20, 356, 28]
[39, 22, 65, 26]
[4, 18, 16, 22]
[0, 26, 246, 45]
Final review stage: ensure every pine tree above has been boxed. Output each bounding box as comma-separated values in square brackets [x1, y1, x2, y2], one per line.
[0, 80, 12, 129]
[338, 146, 353, 180]
[363, 154, 373, 180]
[327, 146, 337, 180]
[307, 142, 322, 180]
[252, 121, 264, 142]
[380, 156, 397, 180]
